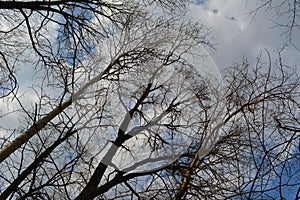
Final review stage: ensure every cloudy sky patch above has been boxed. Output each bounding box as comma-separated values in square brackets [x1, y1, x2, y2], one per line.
[190, 0, 300, 70]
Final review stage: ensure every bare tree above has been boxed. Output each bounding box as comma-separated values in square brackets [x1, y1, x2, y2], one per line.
[0, 1, 299, 200]
[171, 54, 300, 199]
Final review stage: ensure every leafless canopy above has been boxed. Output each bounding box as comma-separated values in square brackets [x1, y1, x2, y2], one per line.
[0, 1, 299, 200]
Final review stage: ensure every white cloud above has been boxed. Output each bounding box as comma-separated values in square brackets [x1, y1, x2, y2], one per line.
[189, 0, 300, 70]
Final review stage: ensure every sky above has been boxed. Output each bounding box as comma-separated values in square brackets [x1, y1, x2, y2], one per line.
[189, 0, 300, 72]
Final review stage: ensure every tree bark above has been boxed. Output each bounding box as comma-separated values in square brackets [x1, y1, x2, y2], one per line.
[0, 98, 72, 164]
